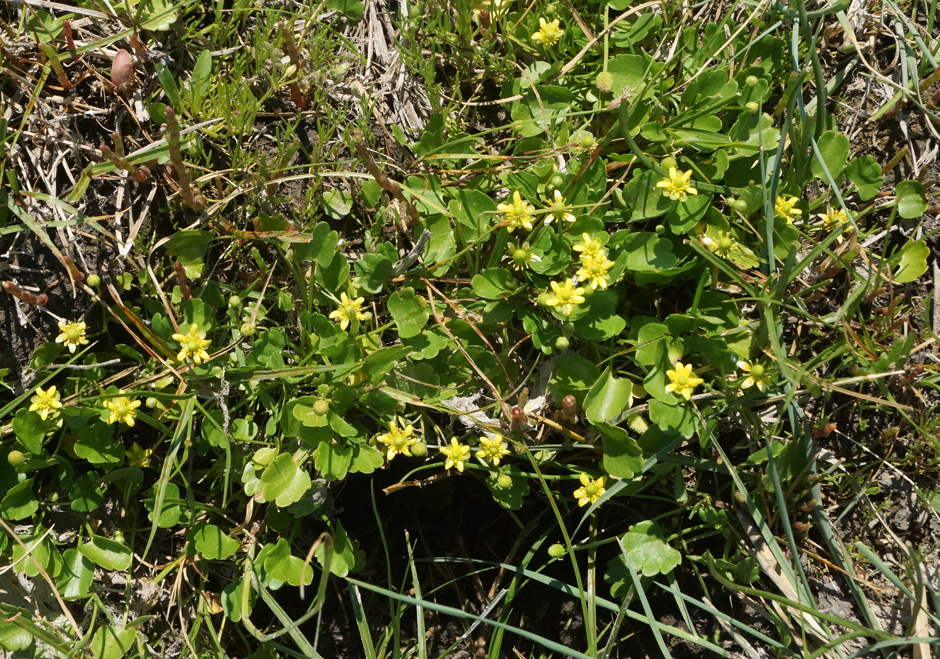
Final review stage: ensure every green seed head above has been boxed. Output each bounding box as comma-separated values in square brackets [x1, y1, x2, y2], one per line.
[410, 441, 428, 458]
[554, 336, 570, 350]
[745, 75, 759, 87]
[497, 473, 512, 489]
[86, 273, 101, 287]
[595, 71, 614, 94]
[7, 450, 26, 468]
[548, 543, 566, 558]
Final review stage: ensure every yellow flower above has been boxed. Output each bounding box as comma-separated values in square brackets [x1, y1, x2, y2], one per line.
[572, 233, 605, 259]
[545, 190, 576, 224]
[329, 292, 369, 331]
[544, 278, 585, 316]
[576, 252, 615, 290]
[497, 191, 536, 233]
[665, 361, 705, 401]
[29, 385, 62, 421]
[55, 320, 89, 354]
[737, 360, 770, 393]
[701, 231, 738, 258]
[440, 438, 472, 472]
[104, 396, 141, 427]
[376, 418, 417, 461]
[656, 167, 698, 202]
[819, 208, 850, 243]
[172, 323, 212, 364]
[506, 242, 540, 271]
[573, 472, 606, 507]
[774, 195, 801, 223]
[126, 442, 153, 468]
[531, 17, 564, 47]
[476, 436, 511, 466]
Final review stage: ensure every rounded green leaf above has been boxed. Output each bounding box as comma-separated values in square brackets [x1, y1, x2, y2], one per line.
[387, 287, 430, 339]
[844, 155, 883, 200]
[191, 523, 239, 560]
[894, 239, 930, 284]
[810, 130, 849, 180]
[620, 519, 681, 577]
[12, 409, 47, 455]
[1, 479, 39, 520]
[57, 548, 94, 600]
[584, 367, 634, 425]
[89, 626, 137, 659]
[260, 452, 312, 507]
[896, 180, 928, 219]
[471, 269, 519, 300]
[79, 534, 132, 571]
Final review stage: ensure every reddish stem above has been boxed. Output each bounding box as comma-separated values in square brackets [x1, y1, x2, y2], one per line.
[3, 281, 48, 306]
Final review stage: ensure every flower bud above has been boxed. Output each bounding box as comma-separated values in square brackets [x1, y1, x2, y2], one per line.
[745, 75, 759, 87]
[595, 71, 614, 94]
[86, 273, 101, 287]
[745, 101, 759, 112]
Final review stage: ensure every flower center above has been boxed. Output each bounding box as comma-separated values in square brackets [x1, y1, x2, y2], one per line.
[750, 364, 765, 378]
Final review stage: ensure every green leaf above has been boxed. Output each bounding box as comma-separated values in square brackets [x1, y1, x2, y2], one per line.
[573, 290, 626, 340]
[471, 268, 519, 300]
[140, 0, 178, 31]
[74, 421, 123, 465]
[348, 445, 384, 474]
[648, 399, 696, 439]
[622, 171, 672, 221]
[619, 520, 681, 577]
[583, 367, 634, 425]
[321, 188, 354, 219]
[191, 523, 239, 560]
[79, 534, 132, 571]
[69, 471, 105, 513]
[511, 86, 573, 136]
[550, 354, 601, 400]
[222, 578, 252, 622]
[165, 230, 212, 278]
[894, 240, 930, 284]
[146, 482, 185, 528]
[326, 0, 364, 20]
[1, 479, 38, 520]
[896, 180, 928, 219]
[449, 189, 495, 244]
[56, 549, 94, 600]
[529, 228, 572, 275]
[0, 617, 32, 651]
[354, 252, 393, 294]
[844, 155, 883, 200]
[666, 193, 712, 235]
[634, 323, 670, 366]
[12, 408, 46, 455]
[12, 534, 56, 578]
[89, 626, 137, 659]
[387, 287, 429, 339]
[190, 50, 211, 108]
[316, 520, 364, 577]
[294, 221, 339, 267]
[597, 422, 643, 479]
[314, 441, 352, 481]
[810, 130, 849, 180]
[260, 453, 312, 507]
[622, 232, 677, 271]
[263, 538, 312, 587]
[424, 214, 456, 276]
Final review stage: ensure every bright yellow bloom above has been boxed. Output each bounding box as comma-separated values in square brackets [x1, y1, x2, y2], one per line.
[104, 396, 141, 427]
[126, 442, 153, 468]
[572, 233, 605, 259]
[172, 323, 212, 364]
[55, 320, 89, 354]
[774, 195, 801, 223]
[476, 436, 511, 466]
[573, 472, 606, 507]
[440, 438, 472, 473]
[545, 190, 576, 224]
[506, 242, 540, 271]
[819, 208, 850, 243]
[665, 361, 705, 401]
[531, 17, 564, 47]
[576, 252, 615, 290]
[29, 385, 62, 421]
[656, 167, 698, 202]
[737, 360, 770, 393]
[544, 278, 585, 316]
[701, 231, 738, 258]
[376, 418, 417, 461]
[329, 292, 369, 331]
[497, 191, 536, 233]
